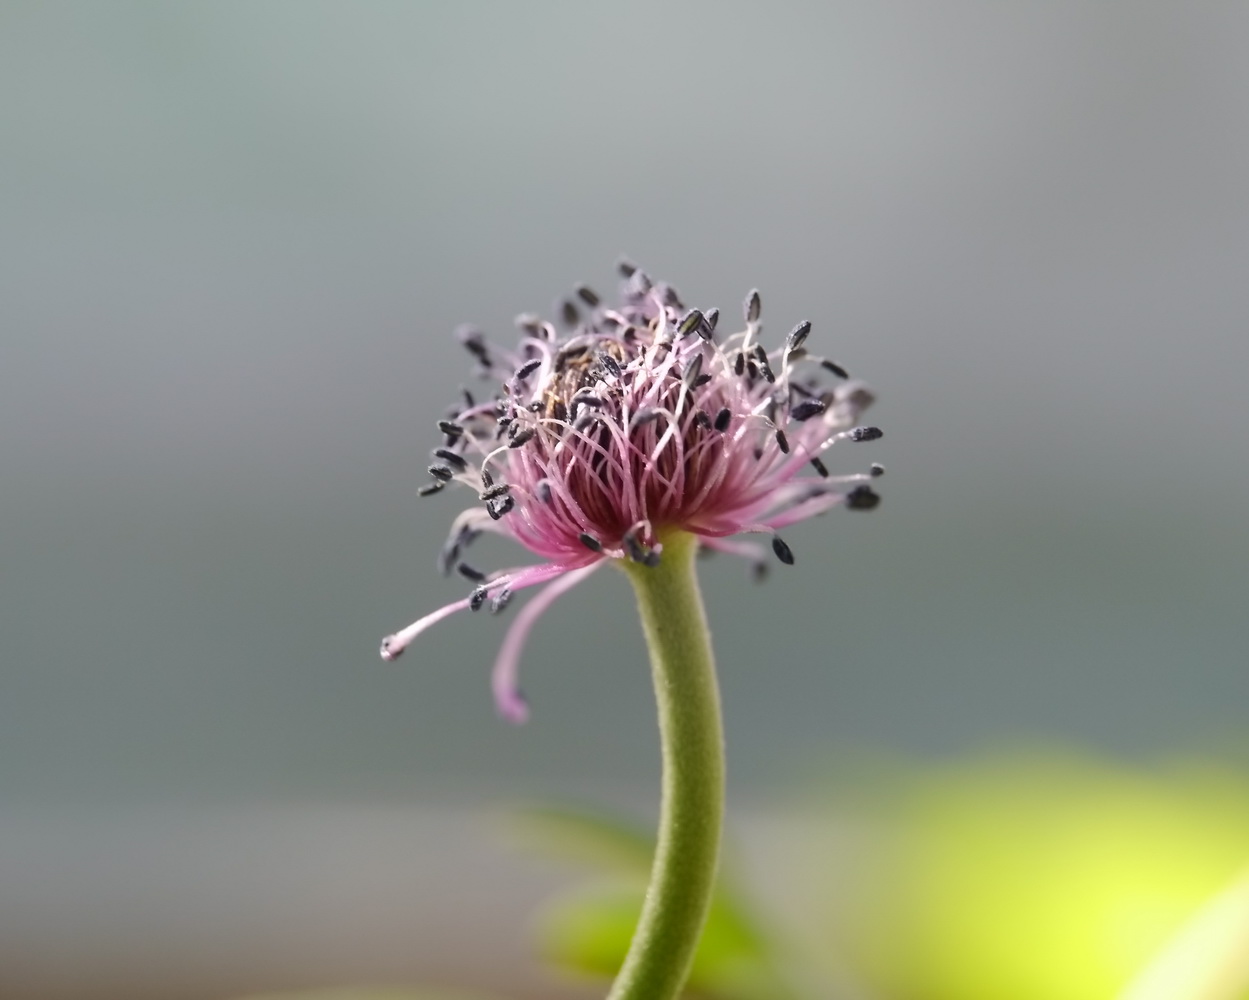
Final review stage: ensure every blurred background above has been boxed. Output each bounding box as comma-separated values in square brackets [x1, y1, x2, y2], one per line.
[3, 3, 1248, 999]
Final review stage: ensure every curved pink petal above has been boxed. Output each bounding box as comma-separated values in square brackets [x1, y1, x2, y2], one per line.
[491, 562, 602, 723]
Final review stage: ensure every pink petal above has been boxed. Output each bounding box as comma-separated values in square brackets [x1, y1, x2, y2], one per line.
[491, 562, 602, 723]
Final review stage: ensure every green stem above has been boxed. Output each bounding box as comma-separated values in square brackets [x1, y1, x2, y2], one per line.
[609, 531, 725, 1000]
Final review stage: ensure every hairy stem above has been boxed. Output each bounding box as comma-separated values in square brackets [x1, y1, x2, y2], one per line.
[610, 531, 725, 1000]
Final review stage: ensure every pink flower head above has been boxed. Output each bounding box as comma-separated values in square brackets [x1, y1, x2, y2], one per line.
[379, 262, 883, 721]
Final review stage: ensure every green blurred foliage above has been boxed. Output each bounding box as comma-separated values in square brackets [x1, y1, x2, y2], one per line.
[511, 805, 798, 1000]
[826, 752, 1249, 1000]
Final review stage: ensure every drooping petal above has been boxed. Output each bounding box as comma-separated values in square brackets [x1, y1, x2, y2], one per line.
[491, 562, 602, 723]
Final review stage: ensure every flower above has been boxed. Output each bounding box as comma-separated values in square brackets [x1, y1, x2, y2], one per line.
[379, 261, 882, 721]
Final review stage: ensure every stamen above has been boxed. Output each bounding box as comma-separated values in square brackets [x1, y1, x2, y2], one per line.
[771, 535, 795, 565]
[677, 308, 704, 338]
[427, 464, 454, 481]
[513, 358, 542, 383]
[811, 456, 830, 478]
[785, 320, 812, 353]
[850, 425, 884, 442]
[576, 284, 600, 307]
[821, 359, 850, 379]
[617, 256, 638, 277]
[489, 495, 516, 518]
[469, 586, 488, 611]
[535, 479, 553, 502]
[437, 419, 463, 438]
[457, 563, 487, 583]
[870, 463, 885, 477]
[508, 427, 536, 448]
[694, 410, 712, 429]
[790, 399, 827, 422]
[775, 428, 790, 454]
[630, 408, 661, 429]
[480, 482, 511, 501]
[845, 485, 881, 510]
[434, 449, 468, 471]
[598, 352, 622, 378]
[579, 532, 603, 552]
[417, 481, 446, 497]
[490, 587, 514, 614]
[734, 352, 745, 376]
[704, 307, 720, 332]
[560, 300, 579, 327]
[745, 288, 761, 323]
[622, 527, 649, 564]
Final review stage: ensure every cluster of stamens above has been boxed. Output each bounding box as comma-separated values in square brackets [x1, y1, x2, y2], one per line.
[380, 260, 883, 719]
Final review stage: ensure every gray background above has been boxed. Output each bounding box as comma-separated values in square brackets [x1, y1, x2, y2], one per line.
[2, 3, 1247, 997]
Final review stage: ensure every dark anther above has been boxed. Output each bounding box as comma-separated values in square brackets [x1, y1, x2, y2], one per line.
[490, 587, 513, 614]
[480, 468, 494, 488]
[746, 360, 760, 380]
[811, 456, 830, 478]
[480, 482, 511, 501]
[508, 427, 535, 448]
[758, 360, 775, 383]
[551, 399, 568, 422]
[683, 353, 703, 388]
[560, 300, 580, 327]
[598, 353, 623, 378]
[820, 359, 850, 379]
[692, 372, 713, 388]
[713, 407, 732, 432]
[579, 532, 603, 553]
[745, 288, 762, 324]
[850, 426, 883, 442]
[791, 399, 827, 422]
[786, 320, 812, 353]
[434, 449, 468, 471]
[457, 563, 487, 583]
[752, 560, 770, 583]
[734, 351, 746, 376]
[771, 535, 795, 565]
[417, 481, 446, 497]
[704, 307, 720, 332]
[753, 344, 769, 363]
[870, 463, 885, 478]
[642, 550, 662, 568]
[515, 313, 543, 336]
[536, 479, 553, 503]
[775, 428, 790, 454]
[677, 308, 705, 339]
[469, 586, 488, 612]
[514, 358, 542, 382]
[486, 494, 515, 520]
[695, 410, 712, 429]
[631, 270, 653, 294]
[617, 256, 638, 277]
[576, 284, 600, 307]
[845, 485, 881, 510]
[461, 388, 475, 409]
[437, 419, 463, 438]
[456, 325, 490, 364]
[623, 529, 649, 564]
[630, 408, 661, 429]
[427, 464, 454, 481]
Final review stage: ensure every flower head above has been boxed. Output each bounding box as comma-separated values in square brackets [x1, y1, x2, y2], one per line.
[379, 262, 882, 720]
